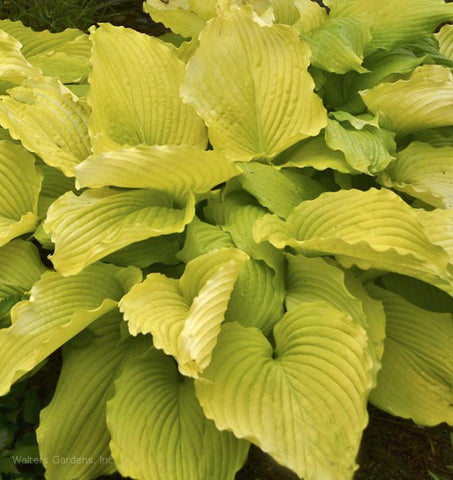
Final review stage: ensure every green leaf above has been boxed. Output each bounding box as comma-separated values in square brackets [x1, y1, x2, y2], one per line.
[0, 76, 90, 176]
[366, 284, 453, 426]
[0, 140, 41, 247]
[204, 191, 285, 281]
[361, 65, 453, 136]
[107, 348, 249, 480]
[379, 142, 453, 208]
[178, 216, 234, 264]
[88, 24, 207, 152]
[254, 188, 453, 294]
[303, 17, 371, 74]
[120, 248, 248, 377]
[196, 301, 374, 480]
[181, 6, 327, 161]
[325, 112, 396, 174]
[37, 311, 149, 480]
[75, 144, 239, 200]
[225, 258, 284, 335]
[45, 188, 195, 276]
[238, 162, 324, 217]
[0, 263, 141, 396]
[380, 273, 453, 314]
[435, 24, 453, 61]
[286, 254, 385, 383]
[0, 240, 45, 319]
[327, 0, 453, 54]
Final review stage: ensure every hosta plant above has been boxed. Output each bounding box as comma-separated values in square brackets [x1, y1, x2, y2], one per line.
[0, 1, 453, 479]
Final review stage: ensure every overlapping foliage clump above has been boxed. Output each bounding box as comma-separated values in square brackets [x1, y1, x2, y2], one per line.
[0, 1, 452, 479]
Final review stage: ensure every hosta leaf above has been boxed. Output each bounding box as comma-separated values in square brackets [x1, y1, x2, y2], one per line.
[0, 263, 141, 395]
[293, 0, 327, 34]
[379, 142, 453, 208]
[275, 135, 353, 173]
[269, 0, 300, 24]
[143, 0, 208, 38]
[325, 112, 396, 174]
[0, 240, 45, 319]
[0, 76, 90, 176]
[366, 285, 453, 426]
[107, 348, 249, 480]
[104, 236, 181, 269]
[177, 217, 234, 264]
[380, 273, 453, 313]
[75, 145, 239, 200]
[120, 248, 248, 377]
[327, 0, 453, 54]
[181, 6, 327, 161]
[88, 24, 206, 152]
[254, 188, 453, 294]
[238, 162, 324, 217]
[414, 208, 453, 263]
[0, 19, 90, 83]
[45, 188, 195, 276]
[286, 254, 385, 382]
[0, 29, 39, 83]
[38, 312, 148, 480]
[303, 17, 371, 74]
[361, 65, 453, 136]
[196, 301, 374, 480]
[435, 24, 453, 61]
[0, 141, 41, 247]
[225, 258, 284, 335]
[204, 192, 285, 280]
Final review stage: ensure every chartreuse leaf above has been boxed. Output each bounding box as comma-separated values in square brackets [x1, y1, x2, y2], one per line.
[286, 254, 385, 382]
[0, 141, 41, 247]
[414, 208, 453, 263]
[0, 29, 39, 83]
[327, 0, 453, 54]
[0, 19, 90, 83]
[225, 258, 284, 335]
[275, 135, 353, 173]
[361, 65, 453, 136]
[325, 112, 396, 174]
[104, 235, 181, 269]
[269, 0, 300, 24]
[45, 188, 195, 276]
[293, 0, 327, 34]
[143, 0, 209, 38]
[378, 142, 453, 208]
[120, 248, 248, 377]
[178, 216, 234, 263]
[0, 263, 141, 396]
[0, 76, 90, 176]
[303, 17, 371, 74]
[88, 24, 206, 153]
[435, 24, 453, 61]
[181, 6, 327, 161]
[196, 301, 374, 480]
[238, 162, 324, 217]
[254, 188, 453, 294]
[37, 311, 149, 480]
[0, 240, 45, 319]
[75, 145, 239, 197]
[366, 285, 453, 426]
[107, 348, 249, 480]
